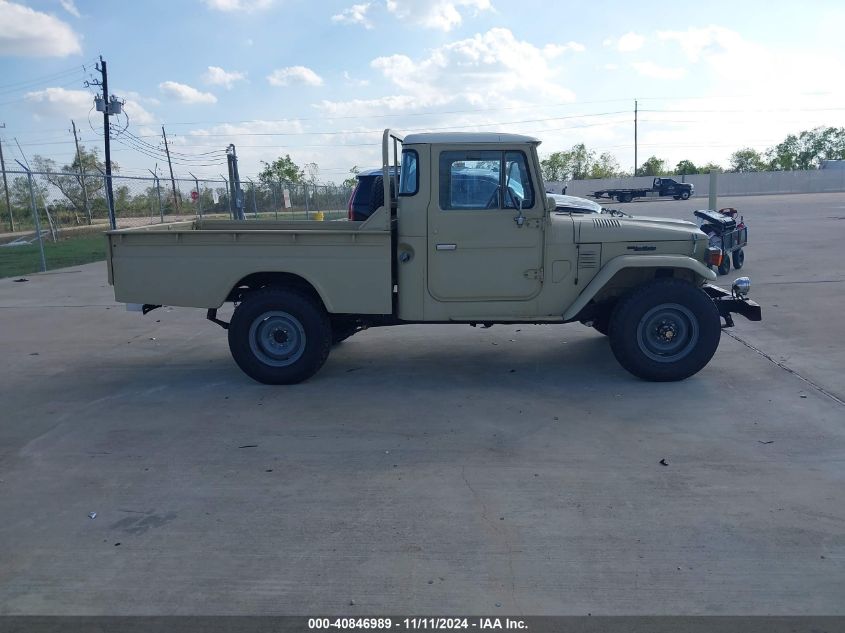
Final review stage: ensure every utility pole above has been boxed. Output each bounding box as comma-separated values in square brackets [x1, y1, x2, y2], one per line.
[149, 167, 163, 223]
[226, 144, 244, 220]
[161, 126, 179, 211]
[0, 124, 13, 231]
[634, 99, 638, 177]
[71, 120, 92, 225]
[86, 56, 122, 229]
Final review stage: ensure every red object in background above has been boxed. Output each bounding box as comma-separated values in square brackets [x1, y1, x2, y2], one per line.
[191, 190, 199, 202]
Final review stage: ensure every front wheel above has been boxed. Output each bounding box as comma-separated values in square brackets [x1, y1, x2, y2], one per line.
[680, 190, 691, 200]
[609, 279, 721, 381]
[228, 287, 331, 384]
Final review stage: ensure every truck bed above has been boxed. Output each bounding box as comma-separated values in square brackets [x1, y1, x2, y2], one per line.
[107, 219, 393, 314]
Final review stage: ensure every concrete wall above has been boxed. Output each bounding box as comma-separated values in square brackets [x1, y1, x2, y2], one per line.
[547, 169, 845, 199]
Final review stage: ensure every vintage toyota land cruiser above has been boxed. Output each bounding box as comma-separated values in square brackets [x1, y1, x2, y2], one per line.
[106, 130, 760, 384]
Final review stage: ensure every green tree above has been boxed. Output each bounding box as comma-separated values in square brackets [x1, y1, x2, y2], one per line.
[540, 151, 574, 182]
[258, 154, 304, 187]
[342, 166, 360, 189]
[31, 146, 110, 225]
[675, 159, 698, 175]
[569, 143, 593, 180]
[699, 162, 724, 173]
[636, 156, 667, 177]
[540, 143, 596, 181]
[766, 127, 845, 170]
[729, 147, 766, 172]
[588, 152, 620, 179]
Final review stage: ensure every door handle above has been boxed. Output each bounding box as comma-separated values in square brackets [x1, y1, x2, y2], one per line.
[436, 244, 457, 251]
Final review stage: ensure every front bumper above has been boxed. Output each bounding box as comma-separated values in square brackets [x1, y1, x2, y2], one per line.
[702, 283, 762, 326]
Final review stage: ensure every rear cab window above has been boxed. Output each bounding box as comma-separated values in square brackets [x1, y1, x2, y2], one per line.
[399, 149, 418, 196]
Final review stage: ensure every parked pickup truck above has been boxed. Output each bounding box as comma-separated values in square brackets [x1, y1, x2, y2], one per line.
[592, 177, 694, 203]
[107, 130, 760, 384]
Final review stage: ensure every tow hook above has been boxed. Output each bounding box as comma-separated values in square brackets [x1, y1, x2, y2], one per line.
[206, 308, 230, 330]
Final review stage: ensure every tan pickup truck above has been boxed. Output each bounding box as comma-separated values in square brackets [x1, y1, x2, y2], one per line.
[107, 129, 760, 384]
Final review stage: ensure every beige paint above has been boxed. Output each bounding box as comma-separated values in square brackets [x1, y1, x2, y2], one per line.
[108, 129, 714, 324]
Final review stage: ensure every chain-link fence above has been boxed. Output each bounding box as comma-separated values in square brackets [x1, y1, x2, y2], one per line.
[0, 167, 353, 276]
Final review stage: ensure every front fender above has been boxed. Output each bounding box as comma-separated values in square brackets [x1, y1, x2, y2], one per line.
[562, 255, 717, 320]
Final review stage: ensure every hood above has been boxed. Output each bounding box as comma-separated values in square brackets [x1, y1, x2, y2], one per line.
[548, 194, 602, 213]
[575, 214, 702, 243]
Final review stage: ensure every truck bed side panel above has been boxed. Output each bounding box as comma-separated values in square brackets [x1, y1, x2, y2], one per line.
[109, 229, 392, 314]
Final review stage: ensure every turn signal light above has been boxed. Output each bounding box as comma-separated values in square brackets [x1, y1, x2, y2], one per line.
[706, 247, 723, 266]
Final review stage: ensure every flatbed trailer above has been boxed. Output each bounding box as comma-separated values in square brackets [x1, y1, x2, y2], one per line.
[592, 177, 694, 203]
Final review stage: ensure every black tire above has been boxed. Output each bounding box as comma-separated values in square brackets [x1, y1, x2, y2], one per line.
[619, 192, 633, 203]
[680, 190, 691, 200]
[732, 248, 745, 270]
[718, 252, 731, 275]
[608, 279, 721, 381]
[591, 309, 613, 336]
[228, 287, 331, 384]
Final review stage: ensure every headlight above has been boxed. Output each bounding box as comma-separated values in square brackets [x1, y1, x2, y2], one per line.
[732, 276, 751, 297]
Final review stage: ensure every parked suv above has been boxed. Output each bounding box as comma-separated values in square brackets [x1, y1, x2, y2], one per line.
[348, 167, 398, 220]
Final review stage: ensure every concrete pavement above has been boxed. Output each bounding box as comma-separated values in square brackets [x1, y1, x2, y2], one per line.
[0, 193, 843, 614]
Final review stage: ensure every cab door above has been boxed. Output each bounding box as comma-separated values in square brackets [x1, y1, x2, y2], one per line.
[427, 148, 544, 302]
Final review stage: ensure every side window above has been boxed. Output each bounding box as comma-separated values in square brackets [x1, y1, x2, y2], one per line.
[439, 150, 502, 210]
[399, 149, 418, 196]
[503, 151, 534, 210]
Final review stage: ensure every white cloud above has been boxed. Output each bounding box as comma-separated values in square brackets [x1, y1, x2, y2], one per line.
[343, 71, 370, 87]
[543, 41, 586, 57]
[316, 94, 423, 118]
[368, 28, 575, 103]
[385, 0, 491, 31]
[121, 91, 157, 125]
[59, 0, 80, 18]
[0, 0, 82, 57]
[331, 3, 373, 29]
[23, 87, 90, 119]
[631, 61, 686, 80]
[657, 25, 743, 63]
[203, 0, 273, 11]
[202, 66, 247, 89]
[159, 81, 217, 104]
[616, 31, 645, 52]
[267, 66, 324, 87]
[604, 63, 618, 71]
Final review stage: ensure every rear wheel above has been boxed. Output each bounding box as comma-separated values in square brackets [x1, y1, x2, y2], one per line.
[618, 192, 633, 203]
[608, 279, 721, 381]
[228, 287, 331, 384]
[732, 248, 745, 270]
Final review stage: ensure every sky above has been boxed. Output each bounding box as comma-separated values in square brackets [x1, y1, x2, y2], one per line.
[1, 0, 844, 182]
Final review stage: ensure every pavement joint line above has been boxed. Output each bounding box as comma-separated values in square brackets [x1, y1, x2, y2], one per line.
[756, 279, 845, 286]
[723, 329, 845, 407]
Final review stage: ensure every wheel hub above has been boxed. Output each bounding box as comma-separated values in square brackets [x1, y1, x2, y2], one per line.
[636, 303, 700, 363]
[656, 321, 678, 342]
[248, 311, 307, 367]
